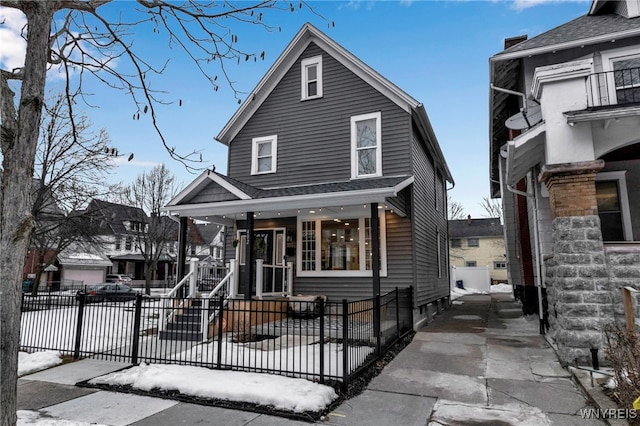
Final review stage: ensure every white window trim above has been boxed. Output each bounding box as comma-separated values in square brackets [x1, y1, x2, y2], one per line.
[251, 135, 277, 175]
[296, 211, 387, 277]
[301, 56, 323, 100]
[350, 111, 383, 179]
[600, 46, 640, 106]
[596, 171, 633, 241]
[437, 230, 442, 278]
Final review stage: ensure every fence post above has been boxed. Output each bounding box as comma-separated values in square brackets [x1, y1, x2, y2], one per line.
[131, 294, 143, 364]
[202, 298, 210, 342]
[229, 260, 237, 298]
[342, 299, 349, 391]
[286, 262, 294, 296]
[189, 258, 198, 297]
[319, 297, 325, 384]
[375, 294, 381, 357]
[395, 287, 400, 339]
[74, 293, 86, 359]
[255, 259, 263, 299]
[217, 295, 224, 369]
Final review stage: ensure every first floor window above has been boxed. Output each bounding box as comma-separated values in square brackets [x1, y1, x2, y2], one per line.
[596, 171, 632, 242]
[466, 261, 477, 267]
[298, 213, 386, 276]
[494, 261, 507, 269]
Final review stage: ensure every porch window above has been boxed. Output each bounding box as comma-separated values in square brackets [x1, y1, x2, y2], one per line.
[301, 56, 323, 100]
[596, 171, 632, 241]
[251, 135, 277, 175]
[351, 112, 382, 178]
[298, 212, 387, 277]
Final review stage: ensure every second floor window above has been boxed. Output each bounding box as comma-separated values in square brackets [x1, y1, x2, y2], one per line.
[125, 236, 132, 251]
[251, 135, 277, 175]
[301, 56, 322, 100]
[451, 239, 461, 248]
[467, 238, 479, 247]
[351, 112, 382, 178]
[115, 237, 121, 250]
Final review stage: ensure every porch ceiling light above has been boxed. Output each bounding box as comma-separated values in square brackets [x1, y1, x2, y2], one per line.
[309, 210, 316, 213]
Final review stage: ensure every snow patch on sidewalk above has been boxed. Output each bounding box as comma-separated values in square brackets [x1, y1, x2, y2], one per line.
[18, 351, 63, 376]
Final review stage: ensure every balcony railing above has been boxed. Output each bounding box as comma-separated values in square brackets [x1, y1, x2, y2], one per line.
[586, 66, 640, 107]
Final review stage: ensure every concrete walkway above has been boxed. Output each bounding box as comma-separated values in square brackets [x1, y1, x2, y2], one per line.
[18, 293, 609, 425]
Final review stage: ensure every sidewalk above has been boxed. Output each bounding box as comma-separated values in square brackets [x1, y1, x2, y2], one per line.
[18, 293, 610, 425]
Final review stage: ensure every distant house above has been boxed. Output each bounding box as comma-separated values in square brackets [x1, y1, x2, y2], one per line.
[489, 0, 640, 363]
[57, 242, 112, 286]
[85, 199, 150, 279]
[164, 23, 454, 327]
[449, 216, 507, 284]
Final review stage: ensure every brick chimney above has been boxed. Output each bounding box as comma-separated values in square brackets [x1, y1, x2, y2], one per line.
[467, 214, 472, 225]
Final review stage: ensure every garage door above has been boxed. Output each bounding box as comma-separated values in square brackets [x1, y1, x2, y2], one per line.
[63, 269, 104, 286]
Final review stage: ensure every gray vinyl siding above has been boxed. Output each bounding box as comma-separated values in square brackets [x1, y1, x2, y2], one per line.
[411, 132, 450, 307]
[228, 43, 412, 187]
[185, 181, 240, 204]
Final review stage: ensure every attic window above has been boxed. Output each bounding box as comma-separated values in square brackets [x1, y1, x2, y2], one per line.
[251, 135, 277, 175]
[301, 56, 323, 100]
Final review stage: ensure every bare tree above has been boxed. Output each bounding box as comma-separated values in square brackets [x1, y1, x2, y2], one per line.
[480, 195, 503, 223]
[0, 3, 326, 424]
[447, 195, 466, 220]
[122, 164, 177, 295]
[29, 93, 116, 295]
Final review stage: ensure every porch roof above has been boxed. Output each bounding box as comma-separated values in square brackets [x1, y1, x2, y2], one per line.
[163, 172, 414, 222]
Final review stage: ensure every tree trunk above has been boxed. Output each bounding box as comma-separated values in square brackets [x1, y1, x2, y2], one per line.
[0, 5, 54, 426]
[144, 262, 152, 295]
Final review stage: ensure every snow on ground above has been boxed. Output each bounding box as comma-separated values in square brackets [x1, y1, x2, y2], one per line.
[17, 410, 106, 426]
[89, 363, 338, 413]
[451, 283, 513, 301]
[428, 400, 551, 426]
[18, 351, 63, 376]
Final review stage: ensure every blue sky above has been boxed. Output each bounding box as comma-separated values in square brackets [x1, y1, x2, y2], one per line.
[1, 0, 590, 217]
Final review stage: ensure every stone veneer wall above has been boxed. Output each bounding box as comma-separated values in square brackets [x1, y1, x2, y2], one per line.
[545, 216, 640, 365]
[544, 216, 610, 365]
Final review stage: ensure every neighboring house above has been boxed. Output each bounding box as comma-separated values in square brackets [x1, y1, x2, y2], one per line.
[57, 242, 112, 286]
[489, 0, 640, 364]
[195, 223, 226, 263]
[85, 199, 150, 280]
[164, 23, 454, 327]
[449, 216, 507, 283]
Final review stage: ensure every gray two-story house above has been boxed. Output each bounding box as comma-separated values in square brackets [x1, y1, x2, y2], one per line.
[165, 23, 453, 327]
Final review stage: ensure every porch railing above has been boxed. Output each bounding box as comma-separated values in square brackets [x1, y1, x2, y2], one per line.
[586, 66, 640, 107]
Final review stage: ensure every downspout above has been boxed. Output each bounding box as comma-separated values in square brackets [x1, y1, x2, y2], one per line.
[502, 167, 545, 335]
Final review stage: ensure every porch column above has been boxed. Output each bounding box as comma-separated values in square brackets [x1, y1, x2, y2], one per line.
[370, 203, 381, 297]
[176, 216, 188, 281]
[371, 203, 381, 353]
[244, 212, 255, 301]
[538, 160, 609, 364]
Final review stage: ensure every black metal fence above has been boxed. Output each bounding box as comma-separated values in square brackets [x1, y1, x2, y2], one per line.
[21, 287, 413, 388]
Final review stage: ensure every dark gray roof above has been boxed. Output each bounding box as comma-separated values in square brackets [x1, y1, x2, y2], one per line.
[215, 172, 411, 200]
[496, 14, 640, 57]
[449, 218, 503, 238]
[87, 199, 148, 235]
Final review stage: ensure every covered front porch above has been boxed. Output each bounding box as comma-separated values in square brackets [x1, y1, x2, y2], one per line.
[163, 171, 414, 303]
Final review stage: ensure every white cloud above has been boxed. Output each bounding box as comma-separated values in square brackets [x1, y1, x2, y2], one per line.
[110, 156, 161, 168]
[0, 6, 27, 71]
[510, 0, 589, 11]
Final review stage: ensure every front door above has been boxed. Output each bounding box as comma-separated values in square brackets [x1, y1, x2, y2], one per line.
[237, 228, 286, 296]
